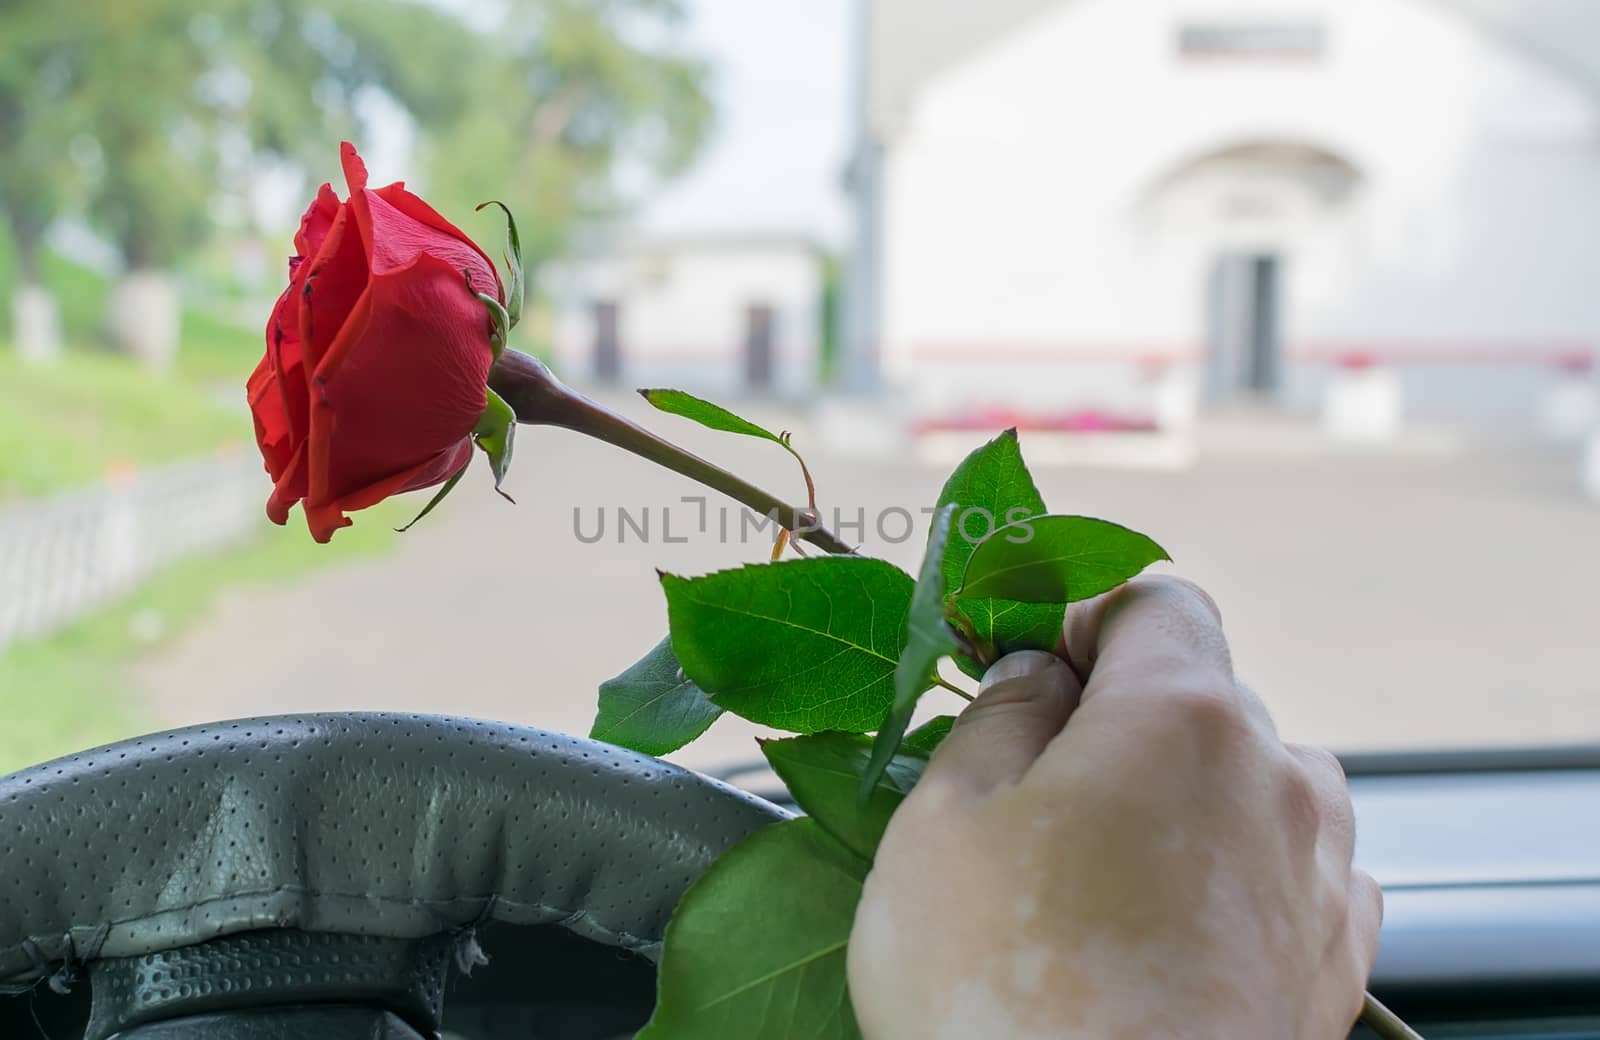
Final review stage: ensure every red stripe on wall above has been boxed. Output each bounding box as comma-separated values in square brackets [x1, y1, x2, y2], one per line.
[1290, 342, 1595, 367]
[907, 343, 1199, 365]
[903, 341, 1597, 368]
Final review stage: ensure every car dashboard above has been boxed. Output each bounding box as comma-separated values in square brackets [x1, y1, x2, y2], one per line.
[1340, 747, 1600, 1039]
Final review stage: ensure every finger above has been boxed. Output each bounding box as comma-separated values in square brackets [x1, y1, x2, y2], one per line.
[920, 650, 1083, 794]
[1063, 575, 1235, 709]
[1286, 743, 1357, 866]
[1348, 868, 1384, 977]
[1308, 870, 1386, 1039]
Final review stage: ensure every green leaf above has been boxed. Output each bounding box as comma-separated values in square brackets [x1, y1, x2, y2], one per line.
[591, 636, 723, 756]
[761, 732, 927, 862]
[640, 388, 785, 445]
[639, 388, 819, 514]
[638, 818, 863, 1040]
[394, 461, 468, 533]
[661, 557, 914, 734]
[475, 200, 524, 327]
[902, 715, 956, 757]
[935, 429, 1065, 679]
[862, 504, 958, 793]
[473, 386, 516, 497]
[958, 514, 1171, 603]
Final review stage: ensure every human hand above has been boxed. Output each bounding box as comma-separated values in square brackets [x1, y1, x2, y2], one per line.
[848, 576, 1382, 1040]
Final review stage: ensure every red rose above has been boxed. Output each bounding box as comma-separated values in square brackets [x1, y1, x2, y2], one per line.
[247, 142, 504, 542]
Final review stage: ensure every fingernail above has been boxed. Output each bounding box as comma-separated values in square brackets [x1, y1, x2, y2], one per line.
[980, 650, 1065, 692]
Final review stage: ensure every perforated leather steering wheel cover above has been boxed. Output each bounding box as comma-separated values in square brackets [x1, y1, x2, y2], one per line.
[0, 713, 786, 984]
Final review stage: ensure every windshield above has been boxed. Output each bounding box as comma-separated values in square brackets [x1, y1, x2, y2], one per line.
[2, 0, 1597, 778]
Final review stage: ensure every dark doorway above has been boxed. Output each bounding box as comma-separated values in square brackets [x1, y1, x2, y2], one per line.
[1206, 253, 1282, 399]
[744, 303, 775, 391]
[592, 300, 621, 384]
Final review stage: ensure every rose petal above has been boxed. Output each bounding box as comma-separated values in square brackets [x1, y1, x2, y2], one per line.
[246, 353, 293, 477]
[396, 438, 474, 495]
[303, 440, 472, 543]
[303, 499, 354, 544]
[374, 182, 503, 301]
[293, 183, 341, 260]
[265, 285, 311, 444]
[266, 444, 308, 527]
[304, 289, 372, 514]
[350, 187, 499, 301]
[297, 204, 369, 374]
[308, 252, 494, 503]
[340, 141, 369, 193]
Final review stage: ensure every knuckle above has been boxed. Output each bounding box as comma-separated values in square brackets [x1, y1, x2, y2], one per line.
[1353, 868, 1385, 928]
[1161, 682, 1249, 736]
[1317, 871, 1351, 932]
[1138, 574, 1224, 624]
[1278, 757, 1327, 845]
[1281, 746, 1355, 834]
[1292, 743, 1347, 784]
[1138, 682, 1259, 764]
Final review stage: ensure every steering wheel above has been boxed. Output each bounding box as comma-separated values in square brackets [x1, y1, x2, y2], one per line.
[0, 713, 787, 1038]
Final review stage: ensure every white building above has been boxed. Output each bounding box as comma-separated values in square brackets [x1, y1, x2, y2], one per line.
[844, 0, 1600, 428]
[552, 234, 827, 399]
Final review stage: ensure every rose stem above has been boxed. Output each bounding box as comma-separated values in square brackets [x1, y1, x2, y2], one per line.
[488, 349, 854, 556]
[1362, 993, 1425, 1040]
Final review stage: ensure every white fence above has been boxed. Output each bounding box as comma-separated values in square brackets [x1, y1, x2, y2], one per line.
[0, 454, 263, 652]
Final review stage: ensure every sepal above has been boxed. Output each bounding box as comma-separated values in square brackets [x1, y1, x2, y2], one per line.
[475, 200, 524, 328]
[478, 291, 511, 358]
[474, 386, 517, 500]
[395, 462, 469, 533]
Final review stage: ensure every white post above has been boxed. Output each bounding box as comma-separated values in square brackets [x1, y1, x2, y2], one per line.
[1322, 354, 1403, 442]
[1152, 363, 1200, 432]
[12, 284, 63, 363]
[1538, 358, 1598, 442]
[106, 270, 181, 370]
[98, 470, 142, 597]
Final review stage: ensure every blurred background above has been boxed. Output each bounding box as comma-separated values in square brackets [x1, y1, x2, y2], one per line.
[1, 0, 1597, 776]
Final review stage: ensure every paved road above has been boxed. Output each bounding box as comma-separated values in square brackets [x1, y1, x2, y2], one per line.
[136, 402, 1600, 773]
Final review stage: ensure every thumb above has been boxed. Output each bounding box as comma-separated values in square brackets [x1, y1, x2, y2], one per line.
[923, 650, 1083, 794]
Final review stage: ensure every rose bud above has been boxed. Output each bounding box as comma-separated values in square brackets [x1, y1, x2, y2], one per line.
[247, 142, 506, 543]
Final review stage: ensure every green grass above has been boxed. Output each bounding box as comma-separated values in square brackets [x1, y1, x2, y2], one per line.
[0, 505, 404, 776]
[0, 234, 399, 776]
[178, 303, 267, 381]
[0, 348, 251, 501]
[0, 219, 271, 500]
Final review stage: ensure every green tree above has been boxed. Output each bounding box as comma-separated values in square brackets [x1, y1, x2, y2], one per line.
[0, 0, 486, 362]
[421, 0, 712, 267]
[0, 1, 86, 356]
[65, 0, 486, 268]
[0, 0, 711, 364]
[211, 0, 483, 181]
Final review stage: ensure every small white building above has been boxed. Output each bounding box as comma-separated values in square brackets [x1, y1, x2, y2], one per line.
[843, 0, 1600, 427]
[552, 234, 827, 399]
